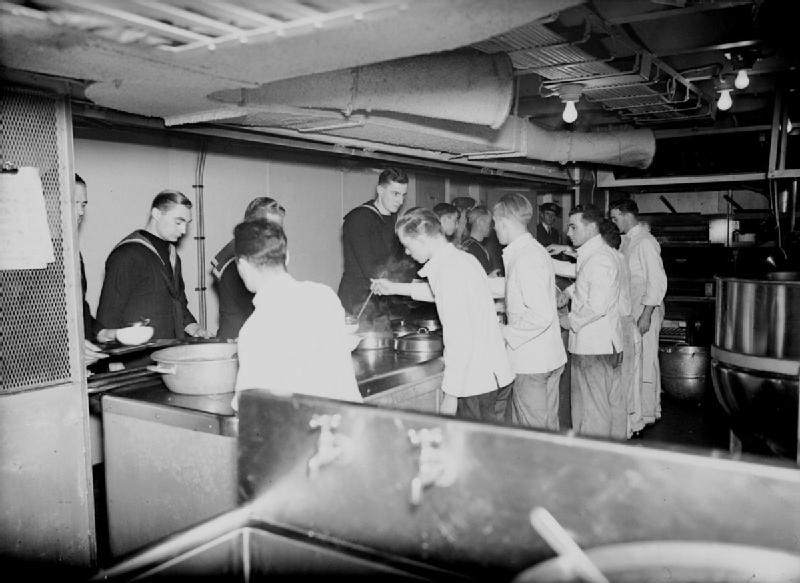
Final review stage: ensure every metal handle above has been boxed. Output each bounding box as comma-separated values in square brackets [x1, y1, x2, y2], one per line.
[147, 364, 176, 375]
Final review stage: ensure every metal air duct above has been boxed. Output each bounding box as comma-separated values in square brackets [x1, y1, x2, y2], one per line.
[208, 51, 515, 130]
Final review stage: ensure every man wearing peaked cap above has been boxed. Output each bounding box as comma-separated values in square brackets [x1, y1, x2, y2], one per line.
[536, 202, 563, 247]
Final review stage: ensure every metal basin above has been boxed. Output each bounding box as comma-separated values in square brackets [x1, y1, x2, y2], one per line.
[513, 541, 800, 583]
[711, 360, 798, 459]
[148, 343, 238, 395]
[91, 508, 453, 582]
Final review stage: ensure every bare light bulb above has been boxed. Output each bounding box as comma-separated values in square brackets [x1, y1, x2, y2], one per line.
[788, 119, 793, 133]
[734, 69, 749, 90]
[562, 100, 578, 123]
[717, 89, 733, 111]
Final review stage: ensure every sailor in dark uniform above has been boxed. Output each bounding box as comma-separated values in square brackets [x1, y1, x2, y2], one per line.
[458, 205, 494, 274]
[535, 202, 563, 247]
[337, 167, 411, 316]
[211, 197, 286, 340]
[96, 190, 210, 342]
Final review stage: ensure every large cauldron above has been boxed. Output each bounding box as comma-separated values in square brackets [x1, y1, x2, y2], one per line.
[711, 276, 800, 458]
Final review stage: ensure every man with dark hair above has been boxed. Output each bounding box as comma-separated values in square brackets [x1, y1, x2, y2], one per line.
[549, 219, 642, 438]
[451, 196, 476, 246]
[374, 208, 513, 419]
[563, 204, 626, 439]
[211, 197, 286, 340]
[433, 202, 459, 241]
[96, 190, 209, 341]
[536, 202, 563, 247]
[610, 198, 668, 426]
[337, 167, 410, 315]
[232, 219, 361, 411]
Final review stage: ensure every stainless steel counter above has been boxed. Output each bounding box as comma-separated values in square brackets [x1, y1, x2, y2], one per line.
[98, 349, 442, 558]
[97, 350, 443, 437]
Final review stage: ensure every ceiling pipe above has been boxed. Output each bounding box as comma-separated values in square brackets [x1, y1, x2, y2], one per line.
[519, 120, 656, 169]
[198, 50, 655, 169]
[208, 51, 515, 130]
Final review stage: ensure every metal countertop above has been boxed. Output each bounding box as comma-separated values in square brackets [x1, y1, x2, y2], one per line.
[97, 350, 443, 437]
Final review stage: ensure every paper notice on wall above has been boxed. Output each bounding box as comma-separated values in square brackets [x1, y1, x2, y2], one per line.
[0, 167, 55, 269]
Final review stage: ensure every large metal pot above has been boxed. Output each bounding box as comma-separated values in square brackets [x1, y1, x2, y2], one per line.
[658, 344, 709, 400]
[148, 343, 238, 395]
[715, 276, 800, 360]
[394, 328, 443, 354]
[712, 276, 800, 458]
[353, 331, 394, 351]
[513, 541, 800, 583]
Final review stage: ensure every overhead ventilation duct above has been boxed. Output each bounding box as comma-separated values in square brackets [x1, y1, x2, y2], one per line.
[199, 50, 654, 169]
[208, 51, 515, 130]
[519, 120, 655, 169]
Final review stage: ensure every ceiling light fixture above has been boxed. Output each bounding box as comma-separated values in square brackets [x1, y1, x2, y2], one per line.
[557, 83, 583, 124]
[734, 68, 749, 90]
[717, 89, 733, 111]
[715, 76, 734, 111]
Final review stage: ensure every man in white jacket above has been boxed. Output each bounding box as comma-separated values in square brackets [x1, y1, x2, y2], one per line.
[564, 204, 626, 439]
[374, 208, 514, 419]
[232, 219, 362, 411]
[610, 199, 668, 426]
[492, 194, 566, 430]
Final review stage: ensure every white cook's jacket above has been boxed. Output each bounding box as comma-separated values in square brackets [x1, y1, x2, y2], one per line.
[621, 223, 667, 317]
[567, 234, 624, 355]
[500, 233, 566, 374]
[419, 243, 514, 397]
[233, 275, 362, 410]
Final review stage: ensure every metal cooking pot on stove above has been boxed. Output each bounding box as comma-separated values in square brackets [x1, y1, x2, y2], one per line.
[353, 331, 394, 351]
[147, 343, 238, 395]
[394, 328, 443, 353]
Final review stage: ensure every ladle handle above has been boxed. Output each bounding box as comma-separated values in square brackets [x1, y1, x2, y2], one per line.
[355, 289, 375, 321]
[529, 508, 610, 583]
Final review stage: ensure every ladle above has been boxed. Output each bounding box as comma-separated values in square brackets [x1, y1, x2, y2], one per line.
[355, 289, 375, 321]
[529, 507, 610, 583]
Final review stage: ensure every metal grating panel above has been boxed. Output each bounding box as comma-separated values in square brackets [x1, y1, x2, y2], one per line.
[471, 22, 563, 53]
[7, 0, 406, 54]
[472, 15, 713, 126]
[1, 88, 73, 392]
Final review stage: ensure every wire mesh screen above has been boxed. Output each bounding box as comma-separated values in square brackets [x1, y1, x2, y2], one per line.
[1, 88, 74, 391]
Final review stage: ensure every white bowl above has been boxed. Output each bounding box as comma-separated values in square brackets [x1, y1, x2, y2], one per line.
[116, 325, 154, 346]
